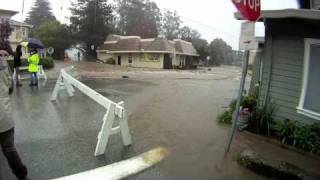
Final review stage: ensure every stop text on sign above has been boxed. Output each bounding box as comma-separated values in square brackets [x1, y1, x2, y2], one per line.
[233, 0, 260, 11]
[233, 0, 261, 21]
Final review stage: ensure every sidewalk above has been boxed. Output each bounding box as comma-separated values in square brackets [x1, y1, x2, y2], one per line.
[233, 131, 320, 177]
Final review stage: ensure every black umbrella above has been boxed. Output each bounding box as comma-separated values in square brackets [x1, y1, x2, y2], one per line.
[21, 38, 44, 49]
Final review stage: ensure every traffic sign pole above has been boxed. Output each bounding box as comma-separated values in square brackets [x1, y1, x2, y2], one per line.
[225, 0, 261, 153]
[225, 51, 249, 153]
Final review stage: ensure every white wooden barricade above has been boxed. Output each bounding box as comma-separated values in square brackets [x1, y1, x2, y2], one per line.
[13, 65, 47, 81]
[50, 67, 132, 156]
[52, 147, 167, 180]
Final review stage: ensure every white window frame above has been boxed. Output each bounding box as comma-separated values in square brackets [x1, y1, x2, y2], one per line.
[297, 38, 320, 120]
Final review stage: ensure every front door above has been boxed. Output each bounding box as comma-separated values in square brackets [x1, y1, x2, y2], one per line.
[118, 56, 121, 65]
[163, 54, 172, 69]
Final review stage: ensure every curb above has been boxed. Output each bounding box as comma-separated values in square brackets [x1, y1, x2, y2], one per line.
[241, 131, 320, 161]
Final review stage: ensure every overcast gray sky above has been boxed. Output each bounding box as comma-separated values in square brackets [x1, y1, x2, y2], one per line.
[3, 0, 298, 49]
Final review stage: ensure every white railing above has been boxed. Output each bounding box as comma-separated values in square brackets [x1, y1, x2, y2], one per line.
[50, 66, 132, 156]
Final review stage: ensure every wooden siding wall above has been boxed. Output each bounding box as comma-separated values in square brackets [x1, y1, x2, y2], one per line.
[312, 0, 320, 9]
[259, 19, 320, 123]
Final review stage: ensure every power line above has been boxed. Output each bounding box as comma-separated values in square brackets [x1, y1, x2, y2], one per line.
[21, 0, 25, 16]
[157, 6, 240, 43]
[179, 15, 239, 41]
[57, 0, 240, 43]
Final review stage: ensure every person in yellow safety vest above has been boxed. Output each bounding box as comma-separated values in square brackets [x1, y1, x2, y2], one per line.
[27, 49, 40, 86]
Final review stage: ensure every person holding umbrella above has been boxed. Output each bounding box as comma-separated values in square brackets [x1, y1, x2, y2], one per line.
[14, 45, 23, 87]
[21, 38, 44, 87]
[28, 48, 40, 86]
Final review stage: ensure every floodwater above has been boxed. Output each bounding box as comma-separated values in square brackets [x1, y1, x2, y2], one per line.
[1, 67, 263, 180]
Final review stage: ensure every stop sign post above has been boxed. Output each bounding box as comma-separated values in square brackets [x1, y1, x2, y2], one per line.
[225, 0, 261, 154]
[233, 0, 261, 21]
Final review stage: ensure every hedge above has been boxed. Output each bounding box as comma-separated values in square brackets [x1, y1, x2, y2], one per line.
[7, 57, 55, 70]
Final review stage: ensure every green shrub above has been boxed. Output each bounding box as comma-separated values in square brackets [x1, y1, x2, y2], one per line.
[241, 96, 257, 112]
[228, 96, 258, 112]
[292, 125, 317, 152]
[218, 95, 258, 125]
[253, 103, 275, 135]
[105, 58, 116, 65]
[40, 57, 55, 69]
[7, 57, 55, 70]
[272, 119, 320, 155]
[218, 110, 233, 124]
[272, 119, 298, 144]
[229, 99, 237, 112]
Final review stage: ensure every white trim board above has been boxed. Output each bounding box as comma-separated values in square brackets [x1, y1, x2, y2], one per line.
[296, 38, 320, 121]
[235, 9, 320, 21]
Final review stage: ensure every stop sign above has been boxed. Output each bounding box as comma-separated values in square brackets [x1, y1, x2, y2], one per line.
[233, 0, 261, 21]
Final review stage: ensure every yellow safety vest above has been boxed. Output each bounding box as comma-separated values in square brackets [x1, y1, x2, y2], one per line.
[28, 53, 40, 73]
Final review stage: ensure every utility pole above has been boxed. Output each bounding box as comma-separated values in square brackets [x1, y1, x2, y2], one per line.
[94, 0, 97, 26]
[93, 0, 98, 57]
[20, 0, 24, 40]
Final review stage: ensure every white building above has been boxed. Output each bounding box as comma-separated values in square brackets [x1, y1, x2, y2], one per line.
[0, 9, 32, 58]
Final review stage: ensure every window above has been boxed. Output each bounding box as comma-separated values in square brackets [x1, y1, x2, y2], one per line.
[148, 54, 160, 61]
[22, 28, 26, 37]
[297, 39, 320, 120]
[128, 54, 132, 64]
[15, 26, 21, 39]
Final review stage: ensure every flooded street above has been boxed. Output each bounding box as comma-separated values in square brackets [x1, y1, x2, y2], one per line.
[1, 65, 262, 180]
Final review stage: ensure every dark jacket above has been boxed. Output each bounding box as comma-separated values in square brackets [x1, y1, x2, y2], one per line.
[13, 51, 22, 68]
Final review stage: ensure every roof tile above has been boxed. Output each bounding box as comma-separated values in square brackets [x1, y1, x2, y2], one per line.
[98, 35, 198, 56]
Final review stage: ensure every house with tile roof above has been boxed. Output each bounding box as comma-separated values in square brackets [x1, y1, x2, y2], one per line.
[0, 9, 32, 58]
[97, 35, 199, 69]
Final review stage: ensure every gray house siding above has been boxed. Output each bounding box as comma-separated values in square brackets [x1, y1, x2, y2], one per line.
[311, 0, 320, 9]
[259, 19, 320, 124]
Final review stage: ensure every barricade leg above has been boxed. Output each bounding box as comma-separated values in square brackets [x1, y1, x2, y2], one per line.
[37, 65, 47, 80]
[64, 78, 74, 97]
[94, 103, 116, 156]
[13, 68, 17, 83]
[51, 74, 63, 101]
[118, 102, 132, 146]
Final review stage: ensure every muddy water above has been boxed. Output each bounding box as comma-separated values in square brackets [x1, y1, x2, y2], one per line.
[2, 73, 262, 179]
[120, 78, 263, 180]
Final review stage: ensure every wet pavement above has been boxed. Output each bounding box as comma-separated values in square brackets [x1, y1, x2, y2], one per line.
[1, 65, 263, 180]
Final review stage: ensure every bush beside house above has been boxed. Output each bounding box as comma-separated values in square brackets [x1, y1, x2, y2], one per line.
[218, 95, 320, 156]
[7, 57, 55, 70]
